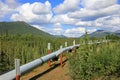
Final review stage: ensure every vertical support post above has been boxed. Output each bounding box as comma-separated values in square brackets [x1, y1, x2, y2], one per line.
[73, 40, 76, 57]
[0, 40, 1, 55]
[65, 42, 67, 47]
[60, 45, 63, 67]
[15, 59, 20, 80]
[73, 40, 75, 46]
[65, 42, 68, 59]
[48, 43, 51, 67]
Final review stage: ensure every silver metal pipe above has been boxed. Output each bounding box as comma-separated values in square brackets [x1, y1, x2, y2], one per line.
[0, 44, 80, 80]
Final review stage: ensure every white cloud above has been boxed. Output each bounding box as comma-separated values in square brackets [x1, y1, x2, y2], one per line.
[32, 24, 97, 37]
[75, 21, 92, 27]
[103, 16, 120, 26]
[88, 29, 97, 34]
[11, 3, 37, 22]
[64, 27, 86, 37]
[68, 4, 120, 21]
[95, 15, 120, 31]
[52, 14, 77, 25]
[64, 27, 97, 37]
[5, 0, 18, 8]
[53, 23, 62, 31]
[11, 1, 52, 24]
[68, 8, 96, 20]
[81, 0, 117, 10]
[32, 23, 64, 35]
[32, 1, 51, 14]
[53, 0, 80, 14]
[0, 1, 15, 19]
[52, 23, 64, 35]
[32, 25, 45, 31]
[0, 0, 120, 37]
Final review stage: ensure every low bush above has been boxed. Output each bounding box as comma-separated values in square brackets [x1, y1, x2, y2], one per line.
[69, 41, 120, 80]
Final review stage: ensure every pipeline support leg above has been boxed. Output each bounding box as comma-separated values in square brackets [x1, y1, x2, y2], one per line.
[48, 50, 51, 67]
[60, 53, 63, 67]
[16, 74, 20, 80]
[74, 48, 76, 57]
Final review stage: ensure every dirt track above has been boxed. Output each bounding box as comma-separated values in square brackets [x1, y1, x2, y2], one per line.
[21, 57, 72, 80]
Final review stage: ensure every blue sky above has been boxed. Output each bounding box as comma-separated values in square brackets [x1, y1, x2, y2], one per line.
[118, 0, 120, 4]
[18, 0, 64, 8]
[0, 0, 120, 37]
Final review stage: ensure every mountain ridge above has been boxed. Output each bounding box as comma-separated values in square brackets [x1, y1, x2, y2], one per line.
[0, 21, 53, 38]
[81, 30, 120, 38]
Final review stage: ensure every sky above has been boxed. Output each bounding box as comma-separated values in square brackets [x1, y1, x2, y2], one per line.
[0, 0, 120, 37]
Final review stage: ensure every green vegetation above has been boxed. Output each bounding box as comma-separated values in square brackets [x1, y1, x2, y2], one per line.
[1, 21, 120, 79]
[0, 34, 79, 74]
[106, 34, 120, 40]
[68, 36, 120, 80]
[0, 21, 53, 38]
[0, 21, 80, 74]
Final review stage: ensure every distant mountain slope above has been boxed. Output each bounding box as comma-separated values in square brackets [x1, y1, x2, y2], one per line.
[81, 30, 120, 38]
[88, 30, 113, 37]
[114, 30, 120, 37]
[0, 21, 53, 37]
[53, 35, 67, 38]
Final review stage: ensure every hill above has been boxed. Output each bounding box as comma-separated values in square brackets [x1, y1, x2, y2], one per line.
[0, 21, 53, 37]
[114, 30, 120, 37]
[53, 35, 67, 38]
[88, 30, 113, 37]
[81, 30, 120, 38]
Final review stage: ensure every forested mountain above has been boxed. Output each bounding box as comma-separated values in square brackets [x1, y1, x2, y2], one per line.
[114, 30, 120, 37]
[0, 21, 53, 37]
[81, 30, 120, 38]
[88, 30, 112, 37]
[53, 35, 67, 38]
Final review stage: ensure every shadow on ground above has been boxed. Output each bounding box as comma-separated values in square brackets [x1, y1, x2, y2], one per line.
[29, 59, 68, 80]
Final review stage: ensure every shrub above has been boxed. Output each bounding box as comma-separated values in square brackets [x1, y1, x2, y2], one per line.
[68, 40, 120, 80]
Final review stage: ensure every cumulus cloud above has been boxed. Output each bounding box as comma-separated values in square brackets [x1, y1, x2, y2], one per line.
[52, 14, 77, 25]
[0, 1, 16, 19]
[68, 4, 120, 21]
[5, 0, 19, 8]
[64, 27, 86, 37]
[32, 1, 51, 15]
[0, 0, 120, 37]
[53, 23, 62, 31]
[88, 29, 97, 34]
[53, 0, 80, 14]
[11, 3, 37, 22]
[81, 0, 117, 10]
[95, 15, 120, 31]
[32, 23, 97, 37]
[75, 21, 92, 27]
[52, 23, 64, 35]
[32, 23, 64, 35]
[63, 27, 96, 37]
[32, 25, 46, 31]
[11, 1, 52, 24]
